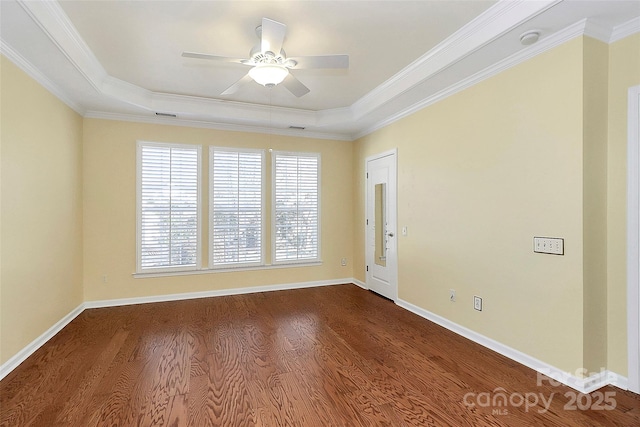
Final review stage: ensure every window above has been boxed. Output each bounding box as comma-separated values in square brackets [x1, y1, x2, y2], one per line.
[210, 147, 265, 267]
[272, 151, 320, 263]
[136, 144, 320, 276]
[137, 142, 201, 272]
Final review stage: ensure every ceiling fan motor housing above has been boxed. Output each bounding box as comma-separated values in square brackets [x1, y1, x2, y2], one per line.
[250, 47, 285, 63]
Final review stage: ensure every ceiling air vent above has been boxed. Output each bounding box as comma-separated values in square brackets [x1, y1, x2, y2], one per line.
[155, 112, 177, 118]
[289, 126, 305, 130]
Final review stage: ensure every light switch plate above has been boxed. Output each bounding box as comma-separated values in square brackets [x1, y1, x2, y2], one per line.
[534, 237, 564, 255]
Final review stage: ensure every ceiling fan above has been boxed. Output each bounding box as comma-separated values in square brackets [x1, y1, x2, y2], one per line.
[182, 18, 349, 97]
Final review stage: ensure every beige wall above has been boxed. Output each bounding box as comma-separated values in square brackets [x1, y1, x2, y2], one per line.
[354, 34, 640, 376]
[354, 38, 587, 373]
[582, 37, 609, 374]
[607, 33, 640, 375]
[0, 56, 84, 365]
[82, 119, 353, 301]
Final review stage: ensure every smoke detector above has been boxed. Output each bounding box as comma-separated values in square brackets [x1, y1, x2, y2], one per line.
[520, 30, 541, 46]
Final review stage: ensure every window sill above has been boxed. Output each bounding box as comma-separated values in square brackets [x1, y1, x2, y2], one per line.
[133, 261, 323, 279]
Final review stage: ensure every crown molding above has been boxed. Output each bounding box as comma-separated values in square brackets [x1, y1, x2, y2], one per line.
[0, 39, 86, 114]
[9, 0, 562, 137]
[610, 16, 640, 43]
[13, 0, 353, 131]
[584, 20, 613, 43]
[350, 0, 561, 120]
[6, 0, 638, 140]
[356, 13, 640, 140]
[84, 111, 352, 142]
[353, 18, 590, 140]
[17, 0, 107, 91]
[99, 75, 321, 124]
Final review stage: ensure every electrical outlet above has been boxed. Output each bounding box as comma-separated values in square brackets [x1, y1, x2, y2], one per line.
[341, 257, 347, 266]
[449, 289, 456, 302]
[474, 296, 482, 311]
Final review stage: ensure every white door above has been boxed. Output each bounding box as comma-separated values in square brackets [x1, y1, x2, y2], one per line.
[628, 85, 640, 394]
[366, 150, 398, 301]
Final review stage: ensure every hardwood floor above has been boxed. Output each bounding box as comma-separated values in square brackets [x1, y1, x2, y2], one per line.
[1, 284, 638, 426]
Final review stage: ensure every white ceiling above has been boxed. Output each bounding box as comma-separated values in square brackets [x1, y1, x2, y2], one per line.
[2, 1, 639, 140]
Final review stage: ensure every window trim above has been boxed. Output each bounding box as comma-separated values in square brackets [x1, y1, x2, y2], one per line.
[132, 261, 322, 278]
[271, 150, 322, 265]
[209, 146, 266, 269]
[136, 140, 202, 274]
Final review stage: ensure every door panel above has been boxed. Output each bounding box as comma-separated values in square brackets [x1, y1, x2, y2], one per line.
[366, 151, 397, 300]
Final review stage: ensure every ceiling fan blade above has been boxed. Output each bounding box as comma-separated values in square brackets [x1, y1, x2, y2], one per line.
[261, 18, 286, 54]
[288, 54, 349, 69]
[221, 73, 253, 96]
[182, 51, 245, 64]
[282, 73, 310, 97]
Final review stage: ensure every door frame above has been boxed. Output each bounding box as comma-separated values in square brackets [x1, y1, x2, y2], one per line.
[628, 85, 640, 394]
[365, 148, 398, 301]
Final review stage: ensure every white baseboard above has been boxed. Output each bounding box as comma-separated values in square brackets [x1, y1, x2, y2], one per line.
[351, 278, 367, 289]
[608, 372, 629, 391]
[396, 298, 627, 394]
[0, 304, 84, 381]
[0, 278, 355, 380]
[84, 278, 353, 309]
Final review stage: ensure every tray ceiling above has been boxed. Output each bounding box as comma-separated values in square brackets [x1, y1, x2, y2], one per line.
[1, 1, 639, 140]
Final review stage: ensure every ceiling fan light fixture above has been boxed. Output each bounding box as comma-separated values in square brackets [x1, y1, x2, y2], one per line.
[249, 64, 289, 87]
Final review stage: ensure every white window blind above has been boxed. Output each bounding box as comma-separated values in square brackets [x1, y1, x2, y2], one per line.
[137, 142, 201, 272]
[273, 151, 320, 263]
[210, 148, 264, 267]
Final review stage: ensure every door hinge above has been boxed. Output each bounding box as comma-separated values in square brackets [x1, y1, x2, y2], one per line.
[366, 265, 369, 271]
[366, 172, 369, 178]
[366, 219, 368, 225]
